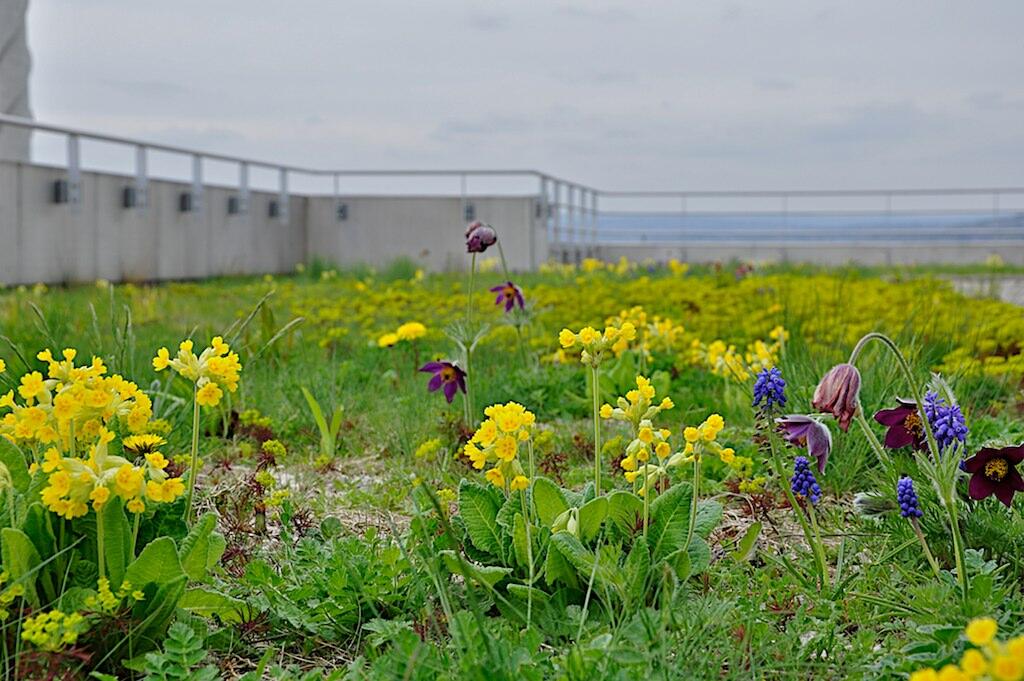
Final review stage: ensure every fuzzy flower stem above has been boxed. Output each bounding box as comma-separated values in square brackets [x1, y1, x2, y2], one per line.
[96, 509, 106, 581]
[131, 512, 141, 557]
[527, 439, 535, 481]
[766, 431, 825, 589]
[805, 502, 830, 591]
[854, 411, 892, 470]
[642, 467, 650, 540]
[847, 332, 967, 598]
[685, 456, 701, 549]
[519, 489, 535, 630]
[184, 383, 201, 525]
[910, 517, 942, 580]
[496, 238, 530, 368]
[464, 253, 477, 426]
[591, 365, 602, 496]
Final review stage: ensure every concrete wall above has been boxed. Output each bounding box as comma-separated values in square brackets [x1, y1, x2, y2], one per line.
[595, 242, 1024, 266]
[0, 0, 32, 162]
[0, 161, 542, 285]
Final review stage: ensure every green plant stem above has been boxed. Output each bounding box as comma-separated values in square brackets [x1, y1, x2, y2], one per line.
[131, 512, 141, 557]
[527, 439, 535, 480]
[685, 456, 701, 549]
[465, 253, 477, 426]
[854, 412, 892, 469]
[848, 332, 968, 599]
[7, 488, 15, 528]
[910, 518, 942, 579]
[519, 490, 534, 630]
[591, 365, 602, 496]
[642, 467, 650, 540]
[184, 384, 201, 525]
[96, 508, 105, 581]
[766, 432, 825, 589]
[496, 239, 530, 368]
[805, 501, 830, 591]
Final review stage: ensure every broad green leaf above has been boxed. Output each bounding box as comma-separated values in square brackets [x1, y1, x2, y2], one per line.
[550, 532, 615, 588]
[687, 536, 712, 575]
[506, 583, 550, 604]
[730, 522, 762, 563]
[623, 535, 651, 607]
[512, 513, 531, 569]
[607, 491, 643, 535]
[577, 496, 608, 543]
[132, 574, 187, 649]
[124, 537, 184, 587]
[178, 512, 225, 582]
[0, 439, 30, 492]
[179, 587, 245, 623]
[20, 503, 56, 566]
[439, 550, 511, 588]
[1, 527, 40, 606]
[531, 477, 568, 527]
[100, 500, 131, 589]
[496, 495, 519, 531]
[648, 483, 693, 562]
[693, 499, 723, 539]
[543, 541, 578, 588]
[667, 547, 692, 581]
[457, 481, 503, 557]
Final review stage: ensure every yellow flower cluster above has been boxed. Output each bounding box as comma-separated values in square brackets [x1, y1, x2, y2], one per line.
[604, 306, 686, 359]
[153, 336, 242, 407]
[40, 427, 184, 519]
[0, 348, 153, 449]
[689, 326, 787, 382]
[84, 577, 145, 614]
[0, 571, 25, 621]
[601, 375, 675, 474]
[377, 321, 428, 348]
[910, 617, 1024, 681]
[558, 321, 637, 368]
[20, 609, 87, 651]
[464, 401, 535, 491]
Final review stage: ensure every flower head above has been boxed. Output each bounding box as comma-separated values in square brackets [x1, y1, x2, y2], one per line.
[776, 415, 832, 473]
[874, 398, 927, 451]
[465, 220, 497, 253]
[489, 281, 525, 312]
[419, 361, 467, 403]
[152, 337, 241, 407]
[963, 444, 1024, 507]
[752, 366, 787, 412]
[923, 391, 968, 454]
[812, 363, 861, 431]
[790, 456, 821, 505]
[896, 476, 923, 518]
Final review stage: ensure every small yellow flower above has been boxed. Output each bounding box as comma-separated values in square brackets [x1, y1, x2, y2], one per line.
[494, 435, 517, 462]
[196, 382, 223, 407]
[485, 468, 505, 488]
[960, 649, 987, 677]
[684, 427, 700, 443]
[909, 670, 939, 681]
[965, 617, 998, 646]
[509, 476, 529, 492]
[992, 656, 1024, 681]
[558, 329, 576, 348]
[377, 332, 399, 348]
[600, 404, 613, 419]
[152, 348, 170, 371]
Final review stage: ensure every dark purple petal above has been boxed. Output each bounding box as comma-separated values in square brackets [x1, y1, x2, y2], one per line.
[420, 362, 444, 373]
[489, 284, 504, 293]
[427, 373, 443, 392]
[963, 448, 998, 473]
[443, 380, 458, 403]
[968, 473, 997, 500]
[884, 425, 915, 449]
[994, 480, 1018, 507]
[1002, 445, 1024, 464]
[806, 422, 832, 473]
[874, 406, 913, 427]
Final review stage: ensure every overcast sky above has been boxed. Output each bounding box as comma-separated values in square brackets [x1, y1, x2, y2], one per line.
[26, 1, 1024, 194]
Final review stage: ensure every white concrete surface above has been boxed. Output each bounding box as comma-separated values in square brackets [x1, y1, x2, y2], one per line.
[0, 0, 31, 162]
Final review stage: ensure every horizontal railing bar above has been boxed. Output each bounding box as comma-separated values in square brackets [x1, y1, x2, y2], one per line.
[600, 210, 1024, 217]
[600, 188, 1024, 198]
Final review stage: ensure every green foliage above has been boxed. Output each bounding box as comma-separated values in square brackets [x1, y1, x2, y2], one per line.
[142, 622, 219, 681]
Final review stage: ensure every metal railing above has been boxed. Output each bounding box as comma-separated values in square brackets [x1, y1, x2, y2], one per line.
[2, 113, 1022, 245]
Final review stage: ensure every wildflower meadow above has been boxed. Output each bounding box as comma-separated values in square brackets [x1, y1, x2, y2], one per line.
[1, 229, 1024, 679]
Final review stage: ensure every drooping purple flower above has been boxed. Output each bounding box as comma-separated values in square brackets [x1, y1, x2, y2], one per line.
[896, 477, 923, 518]
[465, 221, 497, 253]
[489, 281, 525, 312]
[923, 391, 968, 454]
[812, 363, 861, 432]
[753, 367, 786, 412]
[963, 444, 1024, 507]
[874, 398, 927, 452]
[776, 415, 832, 473]
[419, 361, 467, 403]
[790, 456, 821, 505]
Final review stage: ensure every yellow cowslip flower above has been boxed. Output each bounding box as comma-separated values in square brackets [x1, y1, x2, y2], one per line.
[684, 427, 700, 443]
[578, 327, 599, 345]
[494, 436, 517, 462]
[0, 359, 5, 373]
[18, 372, 45, 401]
[638, 427, 653, 444]
[909, 670, 938, 681]
[377, 332, 399, 348]
[485, 468, 504, 488]
[196, 382, 223, 407]
[20, 610, 86, 651]
[558, 329, 576, 348]
[89, 485, 110, 510]
[152, 337, 242, 400]
[464, 442, 487, 470]
[1008, 636, 1024, 658]
[600, 403, 613, 419]
[113, 464, 145, 499]
[992, 656, 1023, 681]
[960, 649, 987, 677]
[965, 617, 998, 646]
[509, 476, 529, 492]
[935, 665, 966, 681]
[145, 477, 185, 503]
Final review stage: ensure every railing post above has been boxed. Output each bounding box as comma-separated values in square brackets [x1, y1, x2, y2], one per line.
[460, 173, 467, 223]
[66, 133, 81, 209]
[191, 154, 203, 212]
[278, 167, 289, 224]
[591, 190, 599, 247]
[238, 162, 249, 214]
[553, 181, 562, 244]
[134, 145, 148, 208]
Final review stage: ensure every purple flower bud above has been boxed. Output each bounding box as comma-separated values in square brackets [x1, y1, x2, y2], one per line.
[465, 221, 497, 254]
[776, 415, 832, 473]
[812, 363, 861, 432]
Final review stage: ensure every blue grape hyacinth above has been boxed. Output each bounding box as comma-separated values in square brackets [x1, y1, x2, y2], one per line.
[753, 367, 787, 412]
[896, 476, 923, 518]
[790, 456, 821, 505]
[923, 391, 968, 455]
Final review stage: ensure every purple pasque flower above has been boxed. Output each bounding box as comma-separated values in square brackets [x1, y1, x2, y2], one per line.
[753, 367, 786, 412]
[465, 220, 497, 254]
[489, 281, 525, 312]
[963, 444, 1024, 507]
[812, 363, 861, 432]
[419, 361, 467, 403]
[874, 397, 927, 452]
[896, 476, 923, 518]
[776, 415, 832, 474]
[790, 456, 821, 505]
[923, 391, 968, 454]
